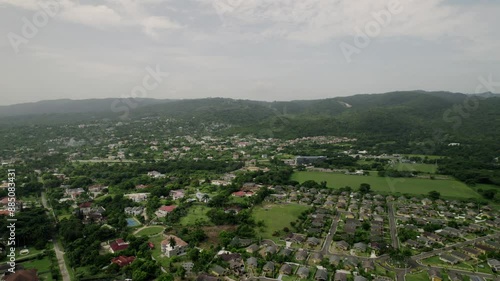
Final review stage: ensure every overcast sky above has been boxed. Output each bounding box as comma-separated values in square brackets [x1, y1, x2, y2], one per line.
[0, 0, 499, 105]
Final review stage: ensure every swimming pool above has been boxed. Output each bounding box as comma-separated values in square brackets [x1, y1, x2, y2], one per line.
[126, 217, 140, 227]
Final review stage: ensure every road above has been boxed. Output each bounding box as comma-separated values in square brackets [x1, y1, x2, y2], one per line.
[41, 192, 71, 281]
[320, 213, 341, 255]
[412, 232, 500, 261]
[388, 203, 399, 249]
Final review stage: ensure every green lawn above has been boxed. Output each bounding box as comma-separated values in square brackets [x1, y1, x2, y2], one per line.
[390, 163, 438, 174]
[405, 271, 430, 281]
[135, 226, 165, 236]
[180, 205, 211, 226]
[21, 255, 55, 281]
[253, 204, 310, 240]
[292, 171, 482, 199]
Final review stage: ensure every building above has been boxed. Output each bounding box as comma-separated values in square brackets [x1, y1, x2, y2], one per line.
[124, 207, 144, 216]
[156, 205, 177, 218]
[124, 193, 149, 203]
[3, 269, 39, 281]
[161, 235, 188, 258]
[110, 239, 129, 253]
[295, 156, 327, 166]
[170, 189, 185, 200]
[111, 256, 136, 267]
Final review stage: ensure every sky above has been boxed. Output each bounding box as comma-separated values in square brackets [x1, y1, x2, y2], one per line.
[0, 0, 499, 105]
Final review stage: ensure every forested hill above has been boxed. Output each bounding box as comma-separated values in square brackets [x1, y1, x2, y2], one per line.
[1, 91, 499, 145]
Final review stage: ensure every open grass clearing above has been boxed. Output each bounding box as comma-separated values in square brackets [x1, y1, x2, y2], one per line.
[180, 205, 211, 226]
[253, 203, 310, 240]
[292, 171, 483, 199]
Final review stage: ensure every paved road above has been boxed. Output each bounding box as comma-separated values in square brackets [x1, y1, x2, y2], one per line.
[388, 203, 399, 249]
[412, 232, 500, 261]
[41, 192, 71, 281]
[321, 213, 341, 255]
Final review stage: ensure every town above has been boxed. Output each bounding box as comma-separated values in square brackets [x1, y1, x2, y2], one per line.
[0, 118, 498, 281]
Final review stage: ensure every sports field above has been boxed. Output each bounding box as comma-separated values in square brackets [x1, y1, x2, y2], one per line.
[391, 162, 438, 174]
[253, 204, 310, 239]
[292, 171, 482, 199]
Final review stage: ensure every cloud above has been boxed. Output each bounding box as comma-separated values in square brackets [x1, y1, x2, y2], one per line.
[0, 0, 181, 38]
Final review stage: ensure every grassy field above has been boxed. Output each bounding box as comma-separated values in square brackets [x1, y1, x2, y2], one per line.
[180, 205, 211, 226]
[21, 256, 54, 281]
[405, 271, 430, 281]
[253, 204, 310, 240]
[390, 163, 438, 174]
[292, 171, 483, 199]
[135, 226, 164, 236]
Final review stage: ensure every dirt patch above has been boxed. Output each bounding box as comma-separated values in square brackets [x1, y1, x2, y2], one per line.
[199, 225, 237, 248]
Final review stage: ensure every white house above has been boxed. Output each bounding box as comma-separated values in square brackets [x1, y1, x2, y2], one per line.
[161, 235, 188, 258]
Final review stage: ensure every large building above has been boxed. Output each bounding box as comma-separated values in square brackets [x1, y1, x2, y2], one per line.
[161, 235, 188, 258]
[295, 156, 327, 166]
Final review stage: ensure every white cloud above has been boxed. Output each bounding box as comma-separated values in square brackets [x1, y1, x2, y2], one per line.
[0, 0, 181, 38]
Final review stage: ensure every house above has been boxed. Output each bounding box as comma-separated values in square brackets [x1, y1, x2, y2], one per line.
[448, 271, 462, 281]
[196, 191, 209, 202]
[3, 269, 39, 281]
[362, 260, 375, 272]
[263, 262, 275, 275]
[232, 191, 254, 197]
[353, 242, 368, 252]
[450, 250, 470, 261]
[315, 269, 328, 281]
[88, 185, 107, 195]
[428, 269, 442, 281]
[307, 237, 321, 246]
[279, 248, 293, 257]
[487, 259, 500, 272]
[329, 255, 341, 266]
[110, 239, 129, 253]
[124, 207, 144, 216]
[355, 276, 368, 281]
[147, 171, 165, 178]
[65, 188, 85, 199]
[155, 205, 177, 218]
[161, 235, 188, 258]
[279, 264, 293, 275]
[336, 241, 350, 251]
[463, 247, 481, 258]
[170, 189, 185, 200]
[295, 249, 308, 261]
[124, 193, 149, 203]
[210, 265, 226, 277]
[246, 257, 258, 269]
[311, 252, 323, 263]
[475, 244, 494, 254]
[334, 272, 347, 281]
[111, 256, 136, 267]
[245, 244, 259, 254]
[265, 245, 277, 256]
[297, 267, 310, 279]
[196, 274, 220, 281]
[439, 254, 459, 265]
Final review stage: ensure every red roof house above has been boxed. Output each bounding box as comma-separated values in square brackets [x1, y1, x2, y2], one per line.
[109, 239, 129, 253]
[111, 256, 135, 267]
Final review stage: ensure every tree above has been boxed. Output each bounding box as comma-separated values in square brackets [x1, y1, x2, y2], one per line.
[359, 183, 371, 194]
[428, 191, 441, 200]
